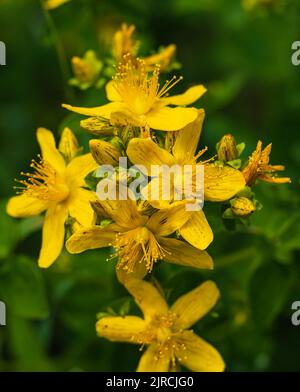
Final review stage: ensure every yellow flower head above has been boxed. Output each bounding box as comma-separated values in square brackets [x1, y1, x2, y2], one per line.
[66, 196, 213, 273]
[96, 278, 225, 372]
[242, 141, 291, 186]
[7, 128, 97, 268]
[126, 111, 246, 250]
[112, 23, 176, 72]
[63, 58, 206, 131]
[70, 50, 103, 90]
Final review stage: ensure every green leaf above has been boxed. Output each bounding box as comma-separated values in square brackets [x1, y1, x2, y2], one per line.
[0, 256, 49, 319]
[249, 262, 292, 329]
[8, 314, 53, 371]
[0, 199, 19, 258]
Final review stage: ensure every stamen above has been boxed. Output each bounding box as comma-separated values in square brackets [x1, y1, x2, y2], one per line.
[112, 58, 183, 116]
[15, 156, 69, 202]
[111, 227, 167, 273]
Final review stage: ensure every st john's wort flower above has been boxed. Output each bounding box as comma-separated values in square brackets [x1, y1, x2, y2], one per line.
[242, 140, 291, 186]
[62, 57, 206, 131]
[96, 278, 225, 372]
[66, 197, 213, 273]
[126, 110, 246, 250]
[7, 127, 97, 268]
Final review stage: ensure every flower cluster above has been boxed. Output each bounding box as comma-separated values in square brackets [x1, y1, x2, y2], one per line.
[7, 24, 290, 372]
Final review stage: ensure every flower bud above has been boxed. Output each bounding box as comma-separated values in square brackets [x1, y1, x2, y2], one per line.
[80, 117, 115, 136]
[217, 134, 238, 162]
[70, 50, 102, 89]
[90, 200, 110, 219]
[59, 127, 80, 161]
[89, 139, 120, 166]
[230, 197, 256, 217]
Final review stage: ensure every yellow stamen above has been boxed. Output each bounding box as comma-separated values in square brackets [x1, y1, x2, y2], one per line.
[15, 156, 69, 202]
[112, 57, 183, 116]
[113, 226, 166, 273]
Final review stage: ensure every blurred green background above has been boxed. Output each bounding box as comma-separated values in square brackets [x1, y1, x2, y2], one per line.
[1, 0, 300, 372]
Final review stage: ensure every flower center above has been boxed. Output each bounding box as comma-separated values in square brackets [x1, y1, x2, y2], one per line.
[113, 226, 166, 273]
[16, 157, 69, 202]
[112, 57, 182, 116]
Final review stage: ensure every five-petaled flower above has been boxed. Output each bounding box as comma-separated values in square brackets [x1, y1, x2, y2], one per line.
[126, 110, 246, 250]
[96, 277, 225, 372]
[242, 140, 291, 186]
[63, 58, 206, 131]
[6, 128, 97, 268]
[66, 197, 213, 273]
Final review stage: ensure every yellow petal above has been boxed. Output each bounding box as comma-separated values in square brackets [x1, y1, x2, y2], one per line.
[147, 202, 191, 236]
[144, 44, 176, 72]
[163, 85, 207, 106]
[179, 210, 213, 250]
[172, 109, 205, 164]
[110, 109, 141, 127]
[140, 177, 174, 208]
[127, 137, 175, 171]
[44, 0, 71, 10]
[170, 281, 220, 330]
[6, 194, 48, 218]
[159, 237, 213, 269]
[36, 128, 66, 174]
[204, 164, 245, 202]
[105, 80, 122, 101]
[147, 106, 198, 131]
[58, 127, 80, 162]
[116, 262, 148, 285]
[65, 153, 97, 188]
[38, 203, 69, 268]
[137, 344, 171, 372]
[124, 278, 168, 321]
[66, 225, 119, 254]
[62, 102, 125, 118]
[68, 188, 96, 226]
[175, 330, 225, 372]
[96, 199, 145, 229]
[96, 316, 147, 343]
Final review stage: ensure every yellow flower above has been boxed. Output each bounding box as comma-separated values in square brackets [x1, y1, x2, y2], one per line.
[112, 23, 176, 72]
[6, 128, 97, 268]
[69, 50, 103, 90]
[242, 141, 291, 186]
[62, 58, 206, 131]
[44, 0, 71, 10]
[126, 110, 246, 250]
[66, 198, 213, 273]
[96, 278, 225, 372]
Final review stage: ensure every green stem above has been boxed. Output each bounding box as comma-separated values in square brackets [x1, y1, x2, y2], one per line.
[40, 0, 73, 101]
[214, 246, 257, 269]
